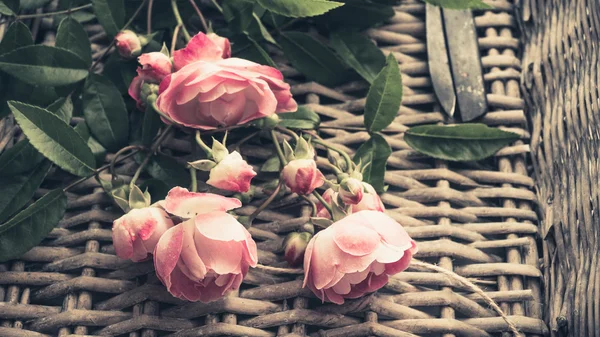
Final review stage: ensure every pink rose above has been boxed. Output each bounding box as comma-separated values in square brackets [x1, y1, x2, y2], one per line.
[112, 207, 174, 262]
[316, 183, 384, 218]
[156, 58, 297, 129]
[163, 186, 242, 218]
[303, 210, 417, 304]
[154, 211, 258, 302]
[339, 177, 364, 205]
[128, 52, 173, 109]
[281, 159, 324, 195]
[207, 151, 257, 193]
[115, 30, 142, 59]
[173, 33, 231, 71]
[284, 232, 312, 267]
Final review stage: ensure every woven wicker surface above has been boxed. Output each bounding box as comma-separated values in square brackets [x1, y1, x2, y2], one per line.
[0, 1, 548, 336]
[520, 0, 599, 336]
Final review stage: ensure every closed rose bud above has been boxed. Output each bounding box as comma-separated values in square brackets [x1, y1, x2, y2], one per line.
[339, 177, 364, 205]
[284, 232, 312, 267]
[115, 30, 142, 59]
[128, 52, 173, 110]
[207, 151, 257, 193]
[112, 208, 174, 262]
[281, 159, 324, 195]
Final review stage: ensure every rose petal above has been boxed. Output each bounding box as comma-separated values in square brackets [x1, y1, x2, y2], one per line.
[164, 187, 241, 218]
[154, 224, 184, 281]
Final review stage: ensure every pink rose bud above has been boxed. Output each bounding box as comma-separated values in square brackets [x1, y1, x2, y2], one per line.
[316, 183, 384, 219]
[156, 58, 297, 129]
[281, 159, 325, 195]
[128, 52, 173, 109]
[163, 186, 242, 218]
[339, 177, 364, 205]
[284, 232, 312, 267]
[173, 32, 231, 71]
[303, 210, 417, 304]
[115, 30, 142, 59]
[207, 151, 257, 193]
[154, 211, 258, 302]
[112, 207, 174, 262]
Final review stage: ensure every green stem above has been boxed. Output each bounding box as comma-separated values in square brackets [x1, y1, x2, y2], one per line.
[188, 0, 209, 32]
[321, 161, 343, 175]
[209, 0, 223, 13]
[17, 4, 92, 19]
[151, 99, 177, 124]
[312, 191, 333, 218]
[195, 131, 213, 157]
[300, 195, 317, 217]
[110, 145, 146, 179]
[130, 125, 174, 189]
[275, 126, 299, 140]
[248, 182, 282, 224]
[311, 138, 353, 173]
[270, 130, 288, 166]
[171, 0, 191, 42]
[189, 167, 198, 192]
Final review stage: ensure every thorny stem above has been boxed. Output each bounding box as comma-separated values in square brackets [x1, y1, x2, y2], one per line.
[63, 149, 141, 192]
[312, 190, 332, 218]
[195, 131, 213, 157]
[129, 125, 174, 190]
[270, 130, 288, 166]
[147, 0, 154, 34]
[189, 167, 198, 192]
[91, 0, 149, 71]
[188, 0, 209, 32]
[171, 0, 191, 42]
[16, 4, 92, 19]
[311, 138, 353, 174]
[248, 181, 282, 225]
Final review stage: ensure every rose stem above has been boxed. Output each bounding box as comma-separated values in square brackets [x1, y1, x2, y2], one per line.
[188, 0, 209, 32]
[275, 126, 299, 140]
[209, 0, 223, 13]
[129, 125, 174, 190]
[247, 181, 282, 225]
[195, 131, 213, 158]
[171, 24, 182, 54]
[90, 0, 149, 71]
[150, 97, 177, 124]
[270, 130, 288, 166]
[300, 195, 318, 217]
[15, 4, 92, 19]
[310, 137, 353, 174]
[110, 145, 147, 180]
[189, 167, 198, 192]
[312, 190, 333, 218]
[147, 0, 154, 34]
[63, 150, 141, 192]
[171, 0, 191, 42]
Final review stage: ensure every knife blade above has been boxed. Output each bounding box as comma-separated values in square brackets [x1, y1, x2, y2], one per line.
[442, 8, 488, 122]
[426, 3, 456, 117]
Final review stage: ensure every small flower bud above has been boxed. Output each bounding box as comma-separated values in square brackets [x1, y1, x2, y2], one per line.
[115, 30, 142, 59]
[281, 159, 325, 195]
[284, 232, 312, 267]
[339, 177, 364, 205]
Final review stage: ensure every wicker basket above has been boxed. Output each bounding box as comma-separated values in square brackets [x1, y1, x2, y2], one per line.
[0, 1, 549, 336]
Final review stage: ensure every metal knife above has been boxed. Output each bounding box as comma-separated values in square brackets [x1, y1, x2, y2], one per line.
[426, 3, 456, 117]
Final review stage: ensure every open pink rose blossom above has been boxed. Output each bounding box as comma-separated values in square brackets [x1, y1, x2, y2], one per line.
[303, 210, 417, 304]
[154, 211, 258, 302]
[316, 183, 385, 218]
[129, 52, 173, 109]
[173, 32, 231, 71]
[207, 151, 257, 193]
[112, 208, 174, 262]
[156, 57, 297, 130]
[281, 159, 325, 195]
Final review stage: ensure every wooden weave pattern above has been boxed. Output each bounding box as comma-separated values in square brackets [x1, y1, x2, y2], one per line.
[0, 1, 548, 336]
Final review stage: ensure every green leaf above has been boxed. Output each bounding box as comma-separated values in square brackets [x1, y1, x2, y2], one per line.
[82, 74, 129, 151]
[423, 0, 492, 9]
[56, 17, 92, 66]
[91, 0, 125, 38]
[231, 35, 276, 67]
[252, 13, 277, 44]
[142, 103, 161, 147]
[256, 0, 343, 18]
[0, 45, 88, 86]
[47, 96, 74, 123]
[353, 133, 391, 193]
[20, 0, 51, 10]
[0, 0, 18, 16]
[223, 0, 255, 32]
[146, 154, 191, 188]
[330, 31, 385, 84]
[88, 136, 107, 167]
[364, 54, 402, 132]
[404, 124, 520, 161]
[0, 140, 45, 176]
[0, 189, 67, 262]
[261, 156, 281, 172]
[0, 160, 51, 223]
[278, 32, 348, 86]
[316, 1, 394, 30]
[279, 105, 321, 129]
[0, 21, 33, 55]
[74, 120, 90, 140]
[8, 101, 96, 177]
